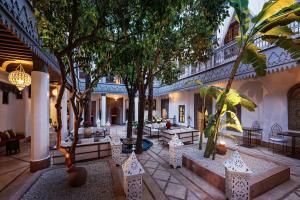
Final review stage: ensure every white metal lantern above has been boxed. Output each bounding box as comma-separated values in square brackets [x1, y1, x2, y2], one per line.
[8, 64, 31, 91]
[110, 133, 122, 166]
[122, 151, 145, 200]
[224, 151, 253, 200]
[168, 134, 184, 168]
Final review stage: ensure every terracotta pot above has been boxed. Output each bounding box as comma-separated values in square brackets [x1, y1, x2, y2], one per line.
[84, 127, 93, 138]
[68, 166, 87, 187]
[166, 121, 171, 129]
[216, 144, 227, 155]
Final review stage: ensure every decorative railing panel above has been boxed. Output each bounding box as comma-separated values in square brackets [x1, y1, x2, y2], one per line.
[0, 0, 58, 71]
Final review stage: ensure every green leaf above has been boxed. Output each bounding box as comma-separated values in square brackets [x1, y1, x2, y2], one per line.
[229, 0, 250, 35]
[241, 43, 267, 76]
[255, 4, 300, 33]
[265, 37, 300, 59]
[220, 111, 243, 132]
[252, 0, 295, 24]
[262, 26, 294, 37]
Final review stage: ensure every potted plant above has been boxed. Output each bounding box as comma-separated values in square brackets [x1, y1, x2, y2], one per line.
[83, 121, 93, 138]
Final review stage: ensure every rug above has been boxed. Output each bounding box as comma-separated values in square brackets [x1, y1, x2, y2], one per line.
[21, 161, 116, 200]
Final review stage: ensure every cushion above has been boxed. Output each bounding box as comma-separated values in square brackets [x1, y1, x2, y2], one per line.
[8, 129, 16, 138]
[4, 131, 10, 139]
[0, 131, 6, 140]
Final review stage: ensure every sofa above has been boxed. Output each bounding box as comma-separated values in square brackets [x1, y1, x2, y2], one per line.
[0, 130, 25, 147]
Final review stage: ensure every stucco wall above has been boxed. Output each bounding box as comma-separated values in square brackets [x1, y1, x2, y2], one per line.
[159, 67, 300, 146]
[0, 72, 31, 136]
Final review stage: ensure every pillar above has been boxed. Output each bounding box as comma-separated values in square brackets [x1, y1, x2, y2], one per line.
[30, 59, 50, 172]
[95, 96, 100, 121]
[69, 92, 74, 132]
[61, 90, 68, 139]
[134, 96, 139, 122]
[123, 97, 126, 124]
[101, 94, 106, 126]
[24, 87, 31, 137]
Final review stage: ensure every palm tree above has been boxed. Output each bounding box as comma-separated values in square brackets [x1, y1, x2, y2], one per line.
[204, 0, 300, 158]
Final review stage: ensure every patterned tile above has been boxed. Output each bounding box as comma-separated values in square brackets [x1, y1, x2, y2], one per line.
[155, 179, 167, 190]
[153, 169, 170, 181]
[165, 183, 187, 200]
[144, 160, 159, 169]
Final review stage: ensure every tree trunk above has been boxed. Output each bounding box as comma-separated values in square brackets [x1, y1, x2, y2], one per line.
[204, 55, 242, 158]
[127, 93, 135, 138]
[136, 90, 146, 154]
[83, 75, 92, 126]
[147, 72, 154, 122]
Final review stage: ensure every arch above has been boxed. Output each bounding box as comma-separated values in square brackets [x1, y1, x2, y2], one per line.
[287, 83, 300, 130]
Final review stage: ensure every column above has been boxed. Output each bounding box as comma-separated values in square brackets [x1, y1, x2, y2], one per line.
[61, 90, 68, 139]
[95, 96, 100, 121]
[30, 59, 50, 172]
[24, 87, 31, 137]
[101, 94, 106, 126]
[134, 96, 139, 122]
[68, 92, 74, 132]
[123, 97, 126, 124]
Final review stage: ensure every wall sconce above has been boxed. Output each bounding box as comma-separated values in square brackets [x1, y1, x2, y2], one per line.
[52, 88, 58, 97]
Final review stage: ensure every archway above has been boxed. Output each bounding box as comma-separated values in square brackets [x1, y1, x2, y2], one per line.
[288, 83, 300, 130]
[110, 107, 120, 125]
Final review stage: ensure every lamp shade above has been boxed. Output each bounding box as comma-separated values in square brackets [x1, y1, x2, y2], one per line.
[8, 64, 31, 91]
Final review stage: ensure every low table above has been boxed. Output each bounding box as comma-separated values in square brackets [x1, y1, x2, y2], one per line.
[242, 127, 263, 148]
[6, 138, 20, 155]
[278, 131, 300, 158]
[161, 128, 199, 144]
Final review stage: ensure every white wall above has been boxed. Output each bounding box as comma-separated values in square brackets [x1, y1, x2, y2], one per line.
[217, 0, 268, 46]
[0, 72, 31, 136]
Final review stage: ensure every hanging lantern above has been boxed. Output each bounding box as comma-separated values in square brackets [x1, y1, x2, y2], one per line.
[8, 64, 31, 91]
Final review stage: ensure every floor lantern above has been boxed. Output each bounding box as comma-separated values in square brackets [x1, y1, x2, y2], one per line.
[122, 151, 145, 200]
[110, 133, 122, 166]
[168, 134, 184, 168]
[224, 150, 253, 200]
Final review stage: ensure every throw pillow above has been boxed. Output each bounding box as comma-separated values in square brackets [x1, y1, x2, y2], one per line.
[4, 131, 10, 139]
[8, 129, 16, 138]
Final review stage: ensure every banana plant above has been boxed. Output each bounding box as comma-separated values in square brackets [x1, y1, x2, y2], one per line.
[204, 0, 300, 158]
[196, 82, 256, 158]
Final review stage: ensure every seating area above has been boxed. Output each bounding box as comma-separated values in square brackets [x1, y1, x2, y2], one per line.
[1, 0, 300, 200]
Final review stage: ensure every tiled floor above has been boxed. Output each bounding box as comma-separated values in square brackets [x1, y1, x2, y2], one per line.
[0, 141, 30, 193]
[1, 126, 300, 200]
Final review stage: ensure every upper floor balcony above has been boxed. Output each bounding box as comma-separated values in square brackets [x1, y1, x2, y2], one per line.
[88, 21, 300, 95]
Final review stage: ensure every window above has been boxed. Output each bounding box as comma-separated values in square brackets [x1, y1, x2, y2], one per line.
[224, 21, 239, 44]
[179, 105, 185, 123]
[2, 91, 9, 104]
[16, 92, 23, 99]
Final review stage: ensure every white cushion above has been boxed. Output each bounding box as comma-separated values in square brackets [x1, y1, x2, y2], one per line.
[80, 138, 95, 144]
[78, 128, 85, 134]
[270, 137, 287, 143]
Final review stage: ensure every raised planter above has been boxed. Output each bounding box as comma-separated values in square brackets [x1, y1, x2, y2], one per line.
[182, 147, 290, 198]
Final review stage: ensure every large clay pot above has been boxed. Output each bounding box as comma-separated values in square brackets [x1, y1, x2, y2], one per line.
[68, 166, 87, 187]
[216, 143, 227, 155]
[84, 127, 93, 138]
[166, 121, 171, 129]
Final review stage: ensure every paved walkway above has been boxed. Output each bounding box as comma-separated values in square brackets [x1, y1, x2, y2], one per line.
[0, 141, 30, 193]
[1, 125, 300, 200]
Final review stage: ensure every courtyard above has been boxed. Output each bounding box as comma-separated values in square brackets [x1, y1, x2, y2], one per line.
[1, 0, 300, 199]
[0, 126, 300, 200]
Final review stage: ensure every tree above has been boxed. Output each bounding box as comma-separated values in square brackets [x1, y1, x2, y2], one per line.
[133, 0, 229, 154]
[34, 0, 117, 171]
[204, 0, 300, 158]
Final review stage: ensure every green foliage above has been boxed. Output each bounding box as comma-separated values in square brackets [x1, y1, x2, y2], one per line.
[204, 0, 300, 158]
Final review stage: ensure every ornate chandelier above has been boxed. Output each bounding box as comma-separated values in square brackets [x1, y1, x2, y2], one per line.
[8, 63, 31, 91]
